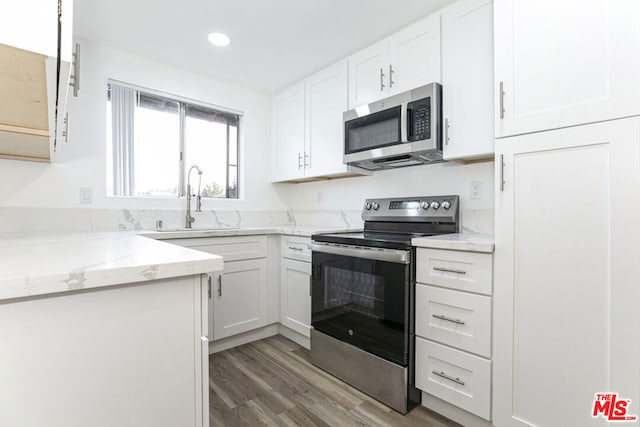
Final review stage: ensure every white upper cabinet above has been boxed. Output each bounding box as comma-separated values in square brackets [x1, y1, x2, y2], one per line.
[388, 13, 441, 96]
[441, 0, 494, 160]
[348, 40, 389, 109]
[348, 14, 441, 109]
[271, 82, 305, 182]
[271, 61, 354, 182]
[494, 0, 640, 138]
[304, 60, 349, 178]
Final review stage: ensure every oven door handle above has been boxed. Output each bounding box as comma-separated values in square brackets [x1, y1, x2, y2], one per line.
[309, 242, 410, 264]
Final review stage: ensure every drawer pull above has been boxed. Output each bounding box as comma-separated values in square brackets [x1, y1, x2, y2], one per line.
[432, 370, 465, 386]
[432, 314, 465, 325]
[433, 267, 467, 275]
[288, 246, 304, 252]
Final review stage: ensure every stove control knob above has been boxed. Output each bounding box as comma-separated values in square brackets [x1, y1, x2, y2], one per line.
[420, 201, 430, 210]
[365, 202, 372, 210]
[372, 202, 380, 211]
[442, 200, 451, 210]
[430, 201, 440, 210]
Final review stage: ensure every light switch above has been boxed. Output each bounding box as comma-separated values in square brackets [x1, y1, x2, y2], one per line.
[80, 186, 93, 204]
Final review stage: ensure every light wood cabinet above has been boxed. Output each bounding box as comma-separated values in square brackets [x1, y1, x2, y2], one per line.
[493, 117, 640, 426]
[494, 0, 640, 138]
[348, 14, 441, 109]
[441, 0, 494, 160]
[0, 0, 74, 162]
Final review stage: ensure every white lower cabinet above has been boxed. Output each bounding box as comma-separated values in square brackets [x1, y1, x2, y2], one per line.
[494, 117, 640, 427]
[280, 236, 312, 338]
[416, 338, 491, 420]
[414, 244, 494, 422]
[165, 236, 269, 341]
[280, 258, 311, 336]
[211, 258, 268, 340]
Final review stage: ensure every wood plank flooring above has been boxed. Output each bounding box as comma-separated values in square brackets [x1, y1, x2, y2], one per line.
[209, 335, 462, 427]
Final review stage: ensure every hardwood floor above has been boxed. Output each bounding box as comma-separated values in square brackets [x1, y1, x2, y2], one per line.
[209, 335, 462, 427]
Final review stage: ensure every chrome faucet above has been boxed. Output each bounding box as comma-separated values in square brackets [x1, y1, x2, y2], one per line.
[185, 164, 203, 228]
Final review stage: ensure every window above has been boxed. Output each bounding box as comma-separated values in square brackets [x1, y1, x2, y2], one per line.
[107, 82, 239, 198]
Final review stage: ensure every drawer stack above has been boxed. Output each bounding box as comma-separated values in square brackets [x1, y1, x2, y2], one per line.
[414, 246, 494, 421]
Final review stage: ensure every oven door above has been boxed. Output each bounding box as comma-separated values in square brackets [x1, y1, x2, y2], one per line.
[310, 243, 412, 366]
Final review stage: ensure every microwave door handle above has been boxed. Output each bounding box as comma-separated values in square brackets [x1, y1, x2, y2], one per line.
[401, 102, 409, 143]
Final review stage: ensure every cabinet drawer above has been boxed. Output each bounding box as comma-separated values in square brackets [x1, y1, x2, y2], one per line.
[416, 248, 492, 295]
[415, 284, 491, 358]
[415, 338, 491, 420]
[169, 235, 267, 261]
[281, 235, 311, 262]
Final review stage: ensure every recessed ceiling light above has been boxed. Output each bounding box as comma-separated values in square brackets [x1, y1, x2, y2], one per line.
[208, 32, 231, 47]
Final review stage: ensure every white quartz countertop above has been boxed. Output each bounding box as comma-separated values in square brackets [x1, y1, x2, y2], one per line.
[141, 226, 362, 240]
[0, 232, 223, 301]
[412, 233, 495, 253]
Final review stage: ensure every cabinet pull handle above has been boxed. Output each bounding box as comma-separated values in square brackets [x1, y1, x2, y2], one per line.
[432, 370, 465, 386]
[432, 314, 465, 325]
[70, 43, 81, 97]
[217, 275, 222, 297]
[298, 152, 303, 170]
[500, 154, 505, 192]
[208, 276, 212, 299]
[61, 112, 69, 143]
[288, 246, 304, 251]
[499, 81, 505, 119]
[444, 118, 450, 145]
[433, 267, 466, 275]
[304, 152, 310, 168]
[309, 276, 312, 297]
[380, 68, 386, 91]
[389, 64, 395, 88]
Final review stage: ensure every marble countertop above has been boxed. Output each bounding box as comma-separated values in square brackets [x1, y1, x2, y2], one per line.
[412, 233, 495, 253]
[141, 226, 362, 240]
[0, 226, 361, 301]
[0, 232, 223, 301]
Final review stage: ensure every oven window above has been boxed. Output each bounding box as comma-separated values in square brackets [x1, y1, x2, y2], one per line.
[311, 252, 409, 366]
[344, 106, 402, 154]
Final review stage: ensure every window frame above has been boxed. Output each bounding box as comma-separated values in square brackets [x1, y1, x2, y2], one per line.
[107, 79, 242, 199]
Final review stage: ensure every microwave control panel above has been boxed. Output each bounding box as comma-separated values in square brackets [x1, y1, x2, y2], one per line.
[408, 97, 431, 142]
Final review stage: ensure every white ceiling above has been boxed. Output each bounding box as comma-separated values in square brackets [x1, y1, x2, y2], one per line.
[74, 0, 455, 94]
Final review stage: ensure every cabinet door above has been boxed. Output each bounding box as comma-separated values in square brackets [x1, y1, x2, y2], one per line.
[280, 258, 311, 337]
[212, 258, 268, 340]
[442, 0, 494, 160]
[388, 13, 441, 95]
[271, 82, 305, 182]
[494, 118, 640, 426]
[348, 39, 389, 108]
[304, 60, 348, 178]
[494, 0, 640, 138]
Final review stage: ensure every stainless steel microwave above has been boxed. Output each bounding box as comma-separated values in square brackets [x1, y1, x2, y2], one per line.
[343, 83, 443, 170]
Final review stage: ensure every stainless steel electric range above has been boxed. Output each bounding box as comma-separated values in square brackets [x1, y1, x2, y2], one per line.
[309, 195, 460, 414]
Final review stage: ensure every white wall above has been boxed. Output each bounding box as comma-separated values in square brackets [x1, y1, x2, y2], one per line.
[288, 161, 495, 232]
[0, 38, 291, 211]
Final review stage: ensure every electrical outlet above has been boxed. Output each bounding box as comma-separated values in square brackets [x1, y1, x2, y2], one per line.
[470, 181, 482, 200]
[79, 186, 93, 204]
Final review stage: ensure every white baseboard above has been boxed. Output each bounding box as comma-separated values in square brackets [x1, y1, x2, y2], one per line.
[278, 325, 310, 350]
[209, 324, 279, 354]
[421, 392, 493, 427]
